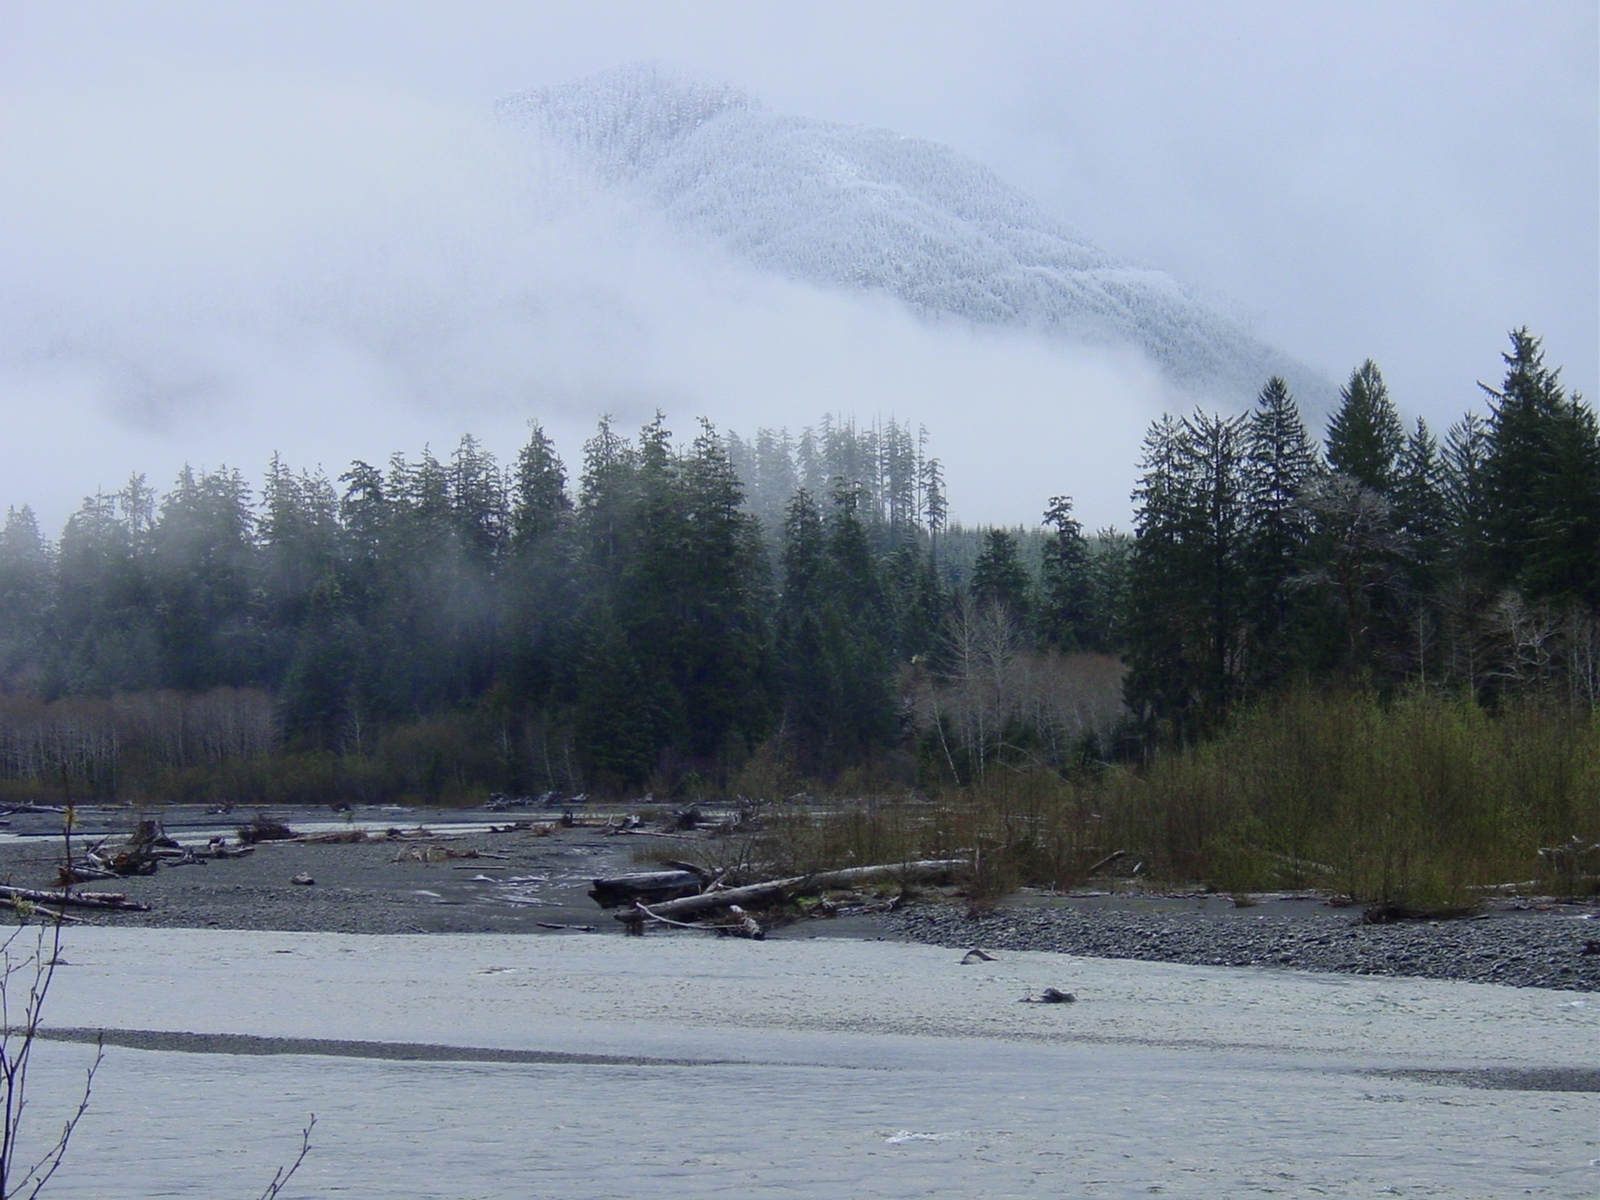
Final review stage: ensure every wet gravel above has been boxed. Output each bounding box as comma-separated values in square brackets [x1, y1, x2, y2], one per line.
[0, 806, 650, 935]
[8, 805, 1599, 993]
[886, 897, 1600, 992]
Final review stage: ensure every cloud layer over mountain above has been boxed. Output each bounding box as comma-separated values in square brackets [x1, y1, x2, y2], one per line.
[504, 66, 1327, 408]
[1, 67, 1262, 533]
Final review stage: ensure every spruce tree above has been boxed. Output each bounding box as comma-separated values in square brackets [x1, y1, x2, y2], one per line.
[0, 507, 51, 691]
[1124, 411, 1249, 740]
[1124, 416, 1194, 739]
[54, 486, 158, 694]
[776, 490, 834, 768]
[1440, 413, 1490, 580]
[675, 420, 774, 758]
[969, 529, 1032, 623]
[1394, 418, 1446, 590]
[822, 487, 896, 763]
[1084, 529, 1131, 652]
[506, 423, 575, 705]
[1327, 360, 1405, 494]
[1186, 411, 1251, 721]
[1480, 329, 1600, 604]
[1242, 376, 1318, 681]
[1038, 496, 1092, 650]
[149, 465, 259, 689]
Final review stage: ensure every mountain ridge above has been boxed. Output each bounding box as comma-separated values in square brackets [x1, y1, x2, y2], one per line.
[499, 65, 1330, 410]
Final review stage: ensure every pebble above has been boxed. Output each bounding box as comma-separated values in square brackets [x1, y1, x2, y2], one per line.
[888, 903, 1600, 992]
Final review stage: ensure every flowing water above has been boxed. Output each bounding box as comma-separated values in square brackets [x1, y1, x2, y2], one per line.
[10, 929, 1595, 1198]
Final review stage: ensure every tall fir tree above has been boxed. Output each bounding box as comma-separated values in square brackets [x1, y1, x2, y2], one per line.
[969, 529, 1032, 623]
[1393, 418, 1447, 590]
[1038, 496, 1092, 651]
[148, 465, 259, 689]
[1124, 411, 1249, 740]
[1327, 359, 1405, 495]
[1242, 376, 1319, 682]
[0, 507, 51, 692]
[1480, 329, 1600, 605]
[506, 423, 575, 706]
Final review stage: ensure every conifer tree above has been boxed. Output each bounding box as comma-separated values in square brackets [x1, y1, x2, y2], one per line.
[776, 489, 833, 767]
[0, 507, 51, 691]
[1327, 360, 1405, 494]
[1084, 529, 1131, 652]
[1038, 496, 1092, 650]
[1440, 413, 1490, 579]
[1242, 377, 1318, 679]
[1394, 418, 1446, 589]
[969, 529, 1032, 623]
[1124, 411, 1249, 739]
[53, 490, 156, 693]
[506, 423, 574, 705]
[149, 465, 258, 689]
[261, 457, 348, 739]
[1298, 473, 1409, 680]
[511, 425, 571, 549]
[1480, 329, 1600, 605]
[821, 486, 896, 763]
[1125, 416, 1193, 737]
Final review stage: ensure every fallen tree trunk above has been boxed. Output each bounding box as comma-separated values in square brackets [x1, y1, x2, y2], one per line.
[589, 869, 707, 908]
[7, 899, 86, 924]
[0, 885, 151, 912]
[615, 859, 963, 922]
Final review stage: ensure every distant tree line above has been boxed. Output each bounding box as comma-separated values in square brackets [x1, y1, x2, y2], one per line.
[0, 410, 1122, 798]
[0, 328, 1590, 802]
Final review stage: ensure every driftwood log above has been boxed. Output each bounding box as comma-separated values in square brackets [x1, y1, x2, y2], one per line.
[589, 869, 708, 908]
[615, 859, 963, 923]
[0, 885, 151, 912]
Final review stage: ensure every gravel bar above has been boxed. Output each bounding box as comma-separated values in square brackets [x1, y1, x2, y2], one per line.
[887, 899, 1600, 992]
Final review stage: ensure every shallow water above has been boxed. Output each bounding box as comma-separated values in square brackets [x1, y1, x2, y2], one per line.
[13, 930, 1598, 1198]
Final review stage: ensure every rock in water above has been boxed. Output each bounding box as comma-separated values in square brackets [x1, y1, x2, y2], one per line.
[1020, 987, 1076, 1004]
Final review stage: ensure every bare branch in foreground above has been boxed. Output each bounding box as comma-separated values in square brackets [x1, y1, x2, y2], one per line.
[255, 1114, 316, 1200]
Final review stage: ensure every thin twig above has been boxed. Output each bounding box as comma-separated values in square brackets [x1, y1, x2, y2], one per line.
[256, 1114, 316, 1200]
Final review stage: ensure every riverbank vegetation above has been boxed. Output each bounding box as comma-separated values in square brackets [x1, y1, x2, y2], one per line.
[0, 329, 1594, 902]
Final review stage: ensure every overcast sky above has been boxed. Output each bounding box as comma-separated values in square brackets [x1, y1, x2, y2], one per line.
[1, 1, 1594, 532]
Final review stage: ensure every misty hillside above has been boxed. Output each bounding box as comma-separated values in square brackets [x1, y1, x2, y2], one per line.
[499, 65, 1327, 407]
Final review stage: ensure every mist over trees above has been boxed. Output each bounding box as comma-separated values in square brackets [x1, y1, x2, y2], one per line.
[0, 412, 1118, 801]
[0, 329, 1592, 807]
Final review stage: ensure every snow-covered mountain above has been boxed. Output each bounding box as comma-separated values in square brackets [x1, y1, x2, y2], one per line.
[498, 65, 1327, 408]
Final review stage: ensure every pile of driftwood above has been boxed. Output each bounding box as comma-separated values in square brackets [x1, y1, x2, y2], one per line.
[556, 804, 760, 840]
[56, 819, 241, 885]
[392, 844, 511, 864]
[485, 791, 588, 812]
[590, 859, 965, 939]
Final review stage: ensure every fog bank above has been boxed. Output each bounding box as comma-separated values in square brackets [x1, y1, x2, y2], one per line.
[0, 72, 1169, 534]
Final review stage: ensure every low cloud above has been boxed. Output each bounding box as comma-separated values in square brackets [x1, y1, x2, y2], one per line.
[0, 68, 1177, 534]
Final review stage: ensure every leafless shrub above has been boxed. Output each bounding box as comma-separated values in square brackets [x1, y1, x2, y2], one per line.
[909, 597, 1125, 782]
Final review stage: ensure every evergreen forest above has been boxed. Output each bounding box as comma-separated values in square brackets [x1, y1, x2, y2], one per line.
[0, 330, 1595, 903]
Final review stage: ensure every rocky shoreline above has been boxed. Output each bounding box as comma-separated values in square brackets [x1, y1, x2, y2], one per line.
[5, 804, 1597, 993]
[886, 897, 1600, 992]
